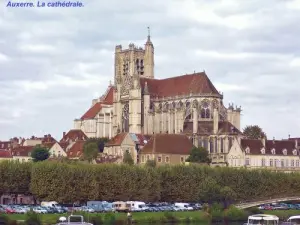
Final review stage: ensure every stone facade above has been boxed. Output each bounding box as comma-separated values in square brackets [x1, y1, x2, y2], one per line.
[74, 34, 242, 165]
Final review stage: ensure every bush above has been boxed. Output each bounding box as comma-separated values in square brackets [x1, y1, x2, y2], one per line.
[24, 211, 41, 225]
[0, 214, 9, 225]
[2, 160, 300, 203]
[223, 205, 248, 221]
[163, 212, 178, 223]
[247, 207, 263, 214]
[103, 213, 116, 224]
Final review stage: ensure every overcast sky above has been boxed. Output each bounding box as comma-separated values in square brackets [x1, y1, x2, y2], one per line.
[0, 0, 299, 141]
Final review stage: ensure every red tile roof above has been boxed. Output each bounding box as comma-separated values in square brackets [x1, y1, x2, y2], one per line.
[81, 102, 102, 120]
[12, 146, 34, 157]
[67, 140, 85, 158]
[60, 129, 88, 143]
[140, 134, 194, 154]
[106, 133, 127, 146]
[140, 72, 220, 98]
[241, 139, 298, 155]
[80, 86, 114, 120]
[0, 150, 12, 158]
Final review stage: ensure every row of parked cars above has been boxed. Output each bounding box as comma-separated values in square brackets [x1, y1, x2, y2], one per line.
[0, 201, 203, 214]
[258, 203, 300, 210]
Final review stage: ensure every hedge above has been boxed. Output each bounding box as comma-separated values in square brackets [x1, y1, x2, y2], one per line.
[1, 161, 300, 203]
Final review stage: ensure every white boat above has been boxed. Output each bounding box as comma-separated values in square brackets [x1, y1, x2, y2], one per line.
[55, 215, 93, 225]
[282, 215, 300, 225]
[244, 214, 279, 225]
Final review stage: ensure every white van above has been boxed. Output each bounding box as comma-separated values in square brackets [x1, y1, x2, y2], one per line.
[126, 201, 148, 212]
[41, 201, 58, 207]
[174, 203, 193, 211]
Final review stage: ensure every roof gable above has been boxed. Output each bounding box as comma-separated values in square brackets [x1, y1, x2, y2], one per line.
[80, 86, 114, 120]
[140, 72, 220, 98]
[60, 129, 88, 143]
[141, 134, 194, 154]
[241, 139, 297, 155]
[106, 133, 127, 146]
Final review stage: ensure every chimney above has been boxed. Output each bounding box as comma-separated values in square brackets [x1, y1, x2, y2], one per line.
[63, 132, 66, 137]
[213, 108, 219, 134]
[262, 137, 266, 147]
[296, 139, 298, 149]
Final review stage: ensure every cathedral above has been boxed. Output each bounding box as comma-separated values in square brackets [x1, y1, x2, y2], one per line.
[74, 33, 242, 164]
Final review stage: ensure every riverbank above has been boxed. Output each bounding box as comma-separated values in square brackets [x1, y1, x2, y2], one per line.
[4, 209, 300, 225]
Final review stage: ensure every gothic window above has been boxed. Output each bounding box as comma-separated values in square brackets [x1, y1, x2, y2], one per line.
[228, 137, 233, 150]
[198, 139, 202, 147]
[177, 101, 183, 109]
[122, 103, 129, 132]
[200, 101, 210, 119]
[203, 138, 208, 150]
[163, 103, 169, 111]
[172, 102, 176, 110]
[149, 101, 154, 112]
[214, 137, 218, 153]
[209, 138, 214, 153]
[212, 99, 219, 109]
[220, 138, 224, 153]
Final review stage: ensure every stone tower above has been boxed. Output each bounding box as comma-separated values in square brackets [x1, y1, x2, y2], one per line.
[113, 31, 155, 135]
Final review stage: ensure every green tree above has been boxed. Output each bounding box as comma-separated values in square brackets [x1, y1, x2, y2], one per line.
[186, 147, 211, 164]
[83, 142, 99, 163]
[31, 146, 50, 162]
[145, 160, 156, 168]
[199, 177, 221, 203]
[220, 186, 237, 208]
[84, 138, 109, 153]
[243, 125, 267, 139]
[123, 150, 134, 165]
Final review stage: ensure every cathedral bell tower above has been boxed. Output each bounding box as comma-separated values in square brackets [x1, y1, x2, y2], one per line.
[113, 29, 155, 135]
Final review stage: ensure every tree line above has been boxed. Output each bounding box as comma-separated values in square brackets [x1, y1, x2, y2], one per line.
[1, 161, 300, 204]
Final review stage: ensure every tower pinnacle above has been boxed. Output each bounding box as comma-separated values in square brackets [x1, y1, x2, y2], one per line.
[147, 26, 151, 42]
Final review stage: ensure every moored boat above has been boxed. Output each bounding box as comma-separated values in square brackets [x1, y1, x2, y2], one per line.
[55, 215, 93, 225]
[243, 214, 279, 225]
[281, 215, 300, 225]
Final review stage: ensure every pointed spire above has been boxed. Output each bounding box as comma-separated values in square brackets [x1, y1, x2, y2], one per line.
[147, 26, 151, 41]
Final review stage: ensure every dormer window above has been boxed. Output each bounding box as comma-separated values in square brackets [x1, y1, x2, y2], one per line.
[293, 149, 298, 155]
[282, 149, 288, 155]
[245, 147, 250, 154]
[271, 148, 276, 155]
[28, 152, 31, 157]
[261, 148, 265, 154]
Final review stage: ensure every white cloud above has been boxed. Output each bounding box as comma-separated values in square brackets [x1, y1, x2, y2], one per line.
[0, 0, 300, 140]
[0, 52, 9, 62]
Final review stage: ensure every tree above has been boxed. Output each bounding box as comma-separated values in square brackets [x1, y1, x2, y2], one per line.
[243, 125, 267, 140]
[199, 177, 221, 203]
[83, 142, 99, 163]
[186, 147, 211, 164]
[220, 186, 237, 208]
[123, 150, 134, 165]
[84, 138, 109, 153]
[31, 146, 50, 162]
[145, 160, 156, 168]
